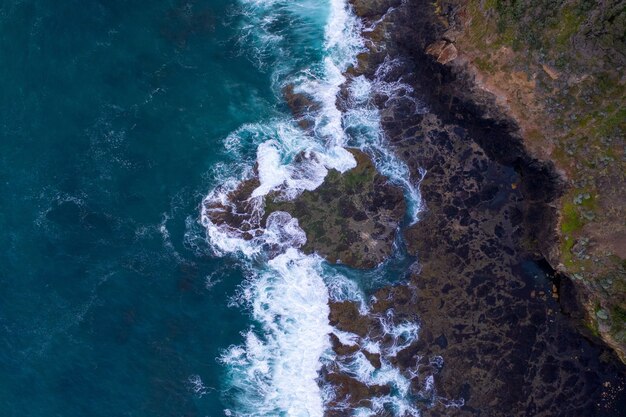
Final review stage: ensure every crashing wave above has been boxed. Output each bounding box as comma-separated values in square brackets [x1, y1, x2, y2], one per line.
[199, 0, 442, 415]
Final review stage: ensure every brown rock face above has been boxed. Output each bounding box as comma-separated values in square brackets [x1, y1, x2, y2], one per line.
[266, 149, 406, 269]
[317, 0, 626, 415]
[426, 39, 458, 64]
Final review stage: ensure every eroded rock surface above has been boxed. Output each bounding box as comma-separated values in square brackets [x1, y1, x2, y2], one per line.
[318, 0, 626, 415]
[266, 149, 405, 269]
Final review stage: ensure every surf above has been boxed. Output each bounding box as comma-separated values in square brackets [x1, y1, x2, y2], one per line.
[200, 0, 432, 415]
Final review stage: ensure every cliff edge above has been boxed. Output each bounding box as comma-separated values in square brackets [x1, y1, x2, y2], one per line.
[427, 0, 626, 361]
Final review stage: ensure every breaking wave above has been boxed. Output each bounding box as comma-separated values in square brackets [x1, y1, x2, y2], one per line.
[199, 0, 443, 415]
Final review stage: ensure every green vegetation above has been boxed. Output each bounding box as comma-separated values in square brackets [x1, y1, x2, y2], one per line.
[436, 0, 626, 359]
[344, 164, 375, 189]
[561, 201, 584, 234]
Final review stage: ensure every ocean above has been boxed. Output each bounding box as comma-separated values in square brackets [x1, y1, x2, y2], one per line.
[0, 0, 423, 416]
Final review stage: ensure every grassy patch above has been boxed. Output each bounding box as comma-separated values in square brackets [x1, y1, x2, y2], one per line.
[555, 7, 583, 47]
[561, 201, 584, 234]
[344, 167, 374, 189]
[611, 305, 626, 334]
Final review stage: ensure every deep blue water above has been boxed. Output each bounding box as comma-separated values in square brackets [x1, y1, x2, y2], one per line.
[0, 1, 274, 415]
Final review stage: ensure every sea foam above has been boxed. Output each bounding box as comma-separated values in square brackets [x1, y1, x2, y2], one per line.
[200, 0, 431, 415]
[220, 249, 332, 417]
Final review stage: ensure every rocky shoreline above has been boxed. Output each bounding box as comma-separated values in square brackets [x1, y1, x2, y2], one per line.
[425, 0, 626, 361]
[319, 0, 626, 414]
[204, 0, 626, 413]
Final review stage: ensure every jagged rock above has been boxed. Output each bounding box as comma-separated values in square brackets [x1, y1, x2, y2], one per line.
[282, 84, 320, 130]
[328, 300, 372, 337]
[203, 176, 261, 240]
[265, 149, 405, 269]
[323, 372, 391, 410]
[426, 40, 458, 64]
[348, 0, 400, 19]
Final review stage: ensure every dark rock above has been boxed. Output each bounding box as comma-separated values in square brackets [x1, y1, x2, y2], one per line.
[322, 0, 626, 414]
[266, 149, 406, 269]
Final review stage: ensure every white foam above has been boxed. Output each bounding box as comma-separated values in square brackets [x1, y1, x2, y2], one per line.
[378, 311, 420, 357]
[220, 249, 332, 417]
[262, 211, 307, 250]
[343, 73, 425, 224]
[251, 134, 356, 199]
[326, 0, 364, 70]
[186, 374, 209, 397]
[201, 0, 431, 415]
[332, 328, 360, 347]
[200, 181, 264, 257]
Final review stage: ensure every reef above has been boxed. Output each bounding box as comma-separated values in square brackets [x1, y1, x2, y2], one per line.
[265, 148, 406, 269]
[203, 148, 406, 269]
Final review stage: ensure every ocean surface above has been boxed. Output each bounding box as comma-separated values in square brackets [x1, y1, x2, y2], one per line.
[0, 1, 423, 416]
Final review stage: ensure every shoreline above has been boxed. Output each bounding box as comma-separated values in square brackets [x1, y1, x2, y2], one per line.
[425, 0, 626, 362]
[323, 0, 626, 413]
[199, 0, 626, 413]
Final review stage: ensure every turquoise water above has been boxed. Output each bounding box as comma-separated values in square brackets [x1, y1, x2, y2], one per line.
[0, 1, 275, 415]
[1, 0, 426, 415]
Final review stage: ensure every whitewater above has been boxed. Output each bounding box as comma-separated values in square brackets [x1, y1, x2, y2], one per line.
[200, 0, 430, 415]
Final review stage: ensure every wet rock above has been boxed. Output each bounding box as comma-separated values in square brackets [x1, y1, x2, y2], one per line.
[333, 0, 626, 414]
[266, 149, 405, 269]
[324, 371, 391, 410]
[348, 0, 400, 19]
[363, 350, 382, 369]
[282, 84, 320, 130]
[203, 176, 261, 237]
[328, 301, 372, 337]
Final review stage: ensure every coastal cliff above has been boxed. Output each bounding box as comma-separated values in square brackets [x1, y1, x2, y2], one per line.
[425, 0, 626, 361]
[327, 0, 626, 414]
[204, 0, 626, 412]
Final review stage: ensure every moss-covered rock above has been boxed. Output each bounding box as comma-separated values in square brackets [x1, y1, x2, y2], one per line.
[265, 149, 406, 269]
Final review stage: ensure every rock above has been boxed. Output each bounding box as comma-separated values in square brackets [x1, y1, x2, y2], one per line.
[541, 64, 560, 80]
[363, 350, 382, 369]
[203, 176, 261, 239]
[348, 0, 399, 19]
[571, 237, 589, 259]
[328, 301, 372, 337]
[438, 43, 458, 64]
[426, 40, 458, 64]
[335, 0, 626, 412]
[282, 84, 319, 130]
[265, 149, 406, 269]
[323, 372, 390, 410]
[597, 309, 610, 320]
[425, 40, 447, 57]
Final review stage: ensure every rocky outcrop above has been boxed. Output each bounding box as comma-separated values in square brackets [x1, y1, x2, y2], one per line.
[318, 0, 626, 414]
[204, 149, 405, 269]
[265, 149, 406, 269]
[425, 39, 458, 64]
[203, 177, 262, 241]
[430, 0, 626, 358]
